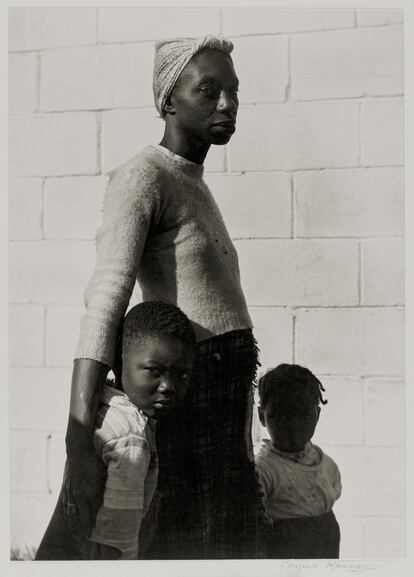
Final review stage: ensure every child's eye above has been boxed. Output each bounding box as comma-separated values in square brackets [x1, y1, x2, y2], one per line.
[145, 368, 161, 378]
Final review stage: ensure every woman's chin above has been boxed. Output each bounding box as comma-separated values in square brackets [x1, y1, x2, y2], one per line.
[210, 128, 235, 145]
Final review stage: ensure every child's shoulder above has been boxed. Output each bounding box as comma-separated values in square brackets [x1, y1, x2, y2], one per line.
[312, 443, 341, 473]
[255, 439, 280, 467]
[95, 386, 149, 445]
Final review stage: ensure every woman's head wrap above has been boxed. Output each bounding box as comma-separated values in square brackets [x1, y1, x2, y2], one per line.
[153, 35, 234, 118]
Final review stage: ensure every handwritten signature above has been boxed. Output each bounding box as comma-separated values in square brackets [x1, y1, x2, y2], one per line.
[276, 560, 376, 576]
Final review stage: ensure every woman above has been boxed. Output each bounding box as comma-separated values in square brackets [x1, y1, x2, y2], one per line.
[63, 36, 264, 559]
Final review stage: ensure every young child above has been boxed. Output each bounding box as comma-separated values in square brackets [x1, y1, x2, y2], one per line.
[36, 301, 196, 560]
[255, 363, 342, 559]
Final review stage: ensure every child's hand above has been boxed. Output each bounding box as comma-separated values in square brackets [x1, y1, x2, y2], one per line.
[90, 542, 121, 560]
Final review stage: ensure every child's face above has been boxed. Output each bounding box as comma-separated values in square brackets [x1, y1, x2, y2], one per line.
[259, 393, 320, 453]
[121, 335, 194, 419]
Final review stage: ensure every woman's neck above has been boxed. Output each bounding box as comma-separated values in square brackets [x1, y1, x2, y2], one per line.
[159, 132, 210, 165]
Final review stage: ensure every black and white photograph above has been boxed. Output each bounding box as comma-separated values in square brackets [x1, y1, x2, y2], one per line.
[6, 1, 410, 575]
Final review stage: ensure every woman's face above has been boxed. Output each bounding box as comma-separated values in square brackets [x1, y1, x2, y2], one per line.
[167, 48, 239, 146]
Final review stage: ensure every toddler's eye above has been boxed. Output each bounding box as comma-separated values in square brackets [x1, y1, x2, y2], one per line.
[145, 368, 161, 378]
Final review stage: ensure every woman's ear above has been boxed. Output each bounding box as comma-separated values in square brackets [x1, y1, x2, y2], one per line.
[163, 94, 175, 115]
[316, 406, 321, 422]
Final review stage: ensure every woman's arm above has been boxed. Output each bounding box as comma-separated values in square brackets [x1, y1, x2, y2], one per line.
[65, 359, 108, 533]
[67, 358, 108, 439]
[66, 160, 161, 532]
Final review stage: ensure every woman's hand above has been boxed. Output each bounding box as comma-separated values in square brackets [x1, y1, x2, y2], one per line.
[90, 541, 121, 560]
[65, 359, 109, 533]
[65, 424, 107, 534]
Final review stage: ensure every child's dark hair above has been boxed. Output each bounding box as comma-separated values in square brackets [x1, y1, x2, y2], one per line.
[258, 363, 327, 409]
[112, 301, 196, 382]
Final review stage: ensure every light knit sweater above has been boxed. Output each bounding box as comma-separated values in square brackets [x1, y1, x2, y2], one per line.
[76, 144, 252, 367]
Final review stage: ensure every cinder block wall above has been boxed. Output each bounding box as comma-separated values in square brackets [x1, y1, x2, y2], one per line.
[9, 7, 404, 558]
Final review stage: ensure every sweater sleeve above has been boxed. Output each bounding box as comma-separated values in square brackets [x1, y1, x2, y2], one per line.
[75, 160, 161, 366]
[90, 432, 152, 559]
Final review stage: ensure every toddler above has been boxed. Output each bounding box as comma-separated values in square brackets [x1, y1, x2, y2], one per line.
[256, 363, 342, 559]
[36, 301, 196, 560]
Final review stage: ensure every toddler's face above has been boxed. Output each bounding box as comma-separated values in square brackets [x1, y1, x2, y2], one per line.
[121, 335, 194, 419]
[260, 394, 320, 453]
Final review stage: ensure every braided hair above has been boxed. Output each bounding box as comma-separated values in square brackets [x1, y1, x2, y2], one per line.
[258, 363, 327, 410]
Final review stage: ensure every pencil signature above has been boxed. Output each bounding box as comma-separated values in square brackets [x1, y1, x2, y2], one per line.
[276, 560, 376, 576]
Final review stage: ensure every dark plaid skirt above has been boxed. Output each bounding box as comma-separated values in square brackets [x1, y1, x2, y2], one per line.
[266, 511, 341, 559]
[144, 328, 266, 559]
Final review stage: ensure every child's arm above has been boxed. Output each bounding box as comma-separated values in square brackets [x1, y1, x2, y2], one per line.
[90, 508, 144, 560]
[332, 463, 342, 501]
[255, 457, 274, 502]
[90, 431, 152, 559]
[90, 542, 121, 560]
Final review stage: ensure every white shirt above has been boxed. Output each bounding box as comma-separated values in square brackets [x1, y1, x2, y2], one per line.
[255, 439, 342, 521]
[90, 385, 158, 559]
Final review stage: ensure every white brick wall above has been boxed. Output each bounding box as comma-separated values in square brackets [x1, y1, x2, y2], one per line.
[364, 516, 405, 557]
[296, 308, 404, 375]
[365, 379, 405, 446]
[361, 97, 404, 166]
[229, 101, 360, 171]
[312, 377, 364, 447]
[101, 109, 164, 173]
[46, 305, 85, 367]
[43, 176, 106, 240]
[9, 368, 72, 431]
[205, 172, 292, 238]
[9, 179, 43, 240]
[8, 7, 97, 51]
[292, 27, 403, 100]
[362, 239, 405, 305]
[9, 241, 95, 303]
[222, 9, 355, 35]
[8, 53, 38, 115]
[236, 239, 359, 306]
[9, 7, 404, 558]
[333, 447, 404, 517]
[295, 168, 404, 238]
[98, 7, 221, 43]
[357, 10, 404, 27]
[40, 44, 155, 111]
[9, 305, 45, 367]
[9, 113, 98, 177]
[231, 36, 289, 104]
